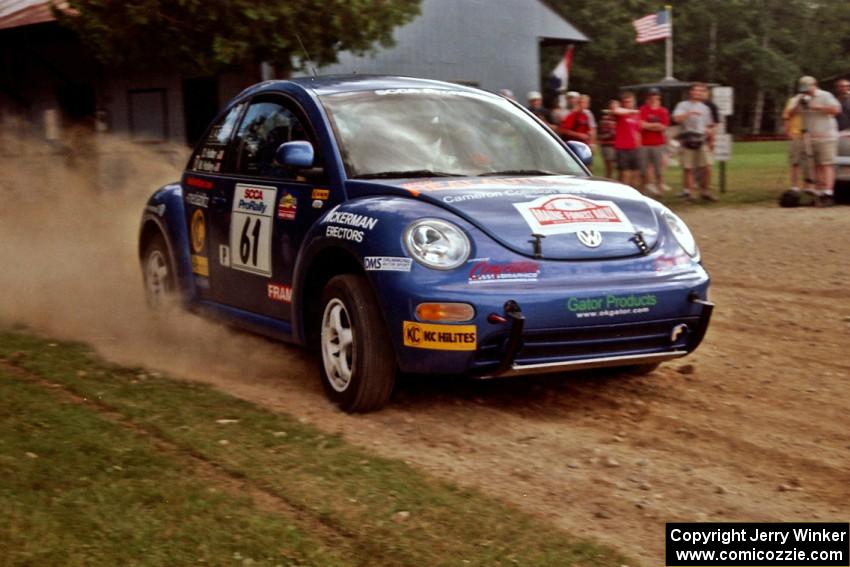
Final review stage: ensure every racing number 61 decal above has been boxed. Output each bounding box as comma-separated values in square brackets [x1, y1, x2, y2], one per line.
[230, 184, 277, 277]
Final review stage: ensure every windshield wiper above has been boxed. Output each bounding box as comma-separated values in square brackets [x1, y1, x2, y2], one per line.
[353, 170, 466, 179]
[478, 169, 558, 176]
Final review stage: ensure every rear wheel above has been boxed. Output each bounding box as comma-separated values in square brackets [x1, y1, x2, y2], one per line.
[318, 274, 396, 412]
[142, 233, 176, 309]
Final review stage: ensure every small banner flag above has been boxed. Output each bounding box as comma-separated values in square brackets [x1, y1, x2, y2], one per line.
[633, 10, 671, 43]
[549, 44, 574, 91]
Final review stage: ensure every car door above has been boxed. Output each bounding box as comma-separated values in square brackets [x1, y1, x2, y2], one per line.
[181, 101, 245, 303]
[204, 93, 334, 320]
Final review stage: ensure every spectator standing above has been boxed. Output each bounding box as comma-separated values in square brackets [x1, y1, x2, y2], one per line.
[835, 79, 850, 131]
[673, 83, 716, 201]
[560, 94, 597, 145]
[566, 91, 580, 112]
[638, 88, 669, 195]
[782, 93, 815, 194]
[597, 99, 618, 178]
[789, 76, 840, 204]
[527, 91, 556, 129]
[612, 91, 641, 186]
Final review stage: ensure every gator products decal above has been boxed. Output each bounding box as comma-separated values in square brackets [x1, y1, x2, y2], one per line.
[403, 321, 477, 351]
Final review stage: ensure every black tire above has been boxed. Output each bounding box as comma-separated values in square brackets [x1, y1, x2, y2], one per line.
[141, 233, 177, 310]
[318, 274, 396, 412]
[624, 362, 661, 376]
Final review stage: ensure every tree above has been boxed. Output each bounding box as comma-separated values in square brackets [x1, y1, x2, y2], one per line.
[56, 0, 421, 76]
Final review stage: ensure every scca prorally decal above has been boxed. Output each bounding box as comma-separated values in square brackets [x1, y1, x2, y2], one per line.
[230, 184, 277, 277]
[267, 283, 292, 303]
[323, 210, 378, 230]
[402, 321, 477, 351]
[468, 260, 539, 283]
[566, 293, 657, 319]
[513, 195, 635, 236]
[186, 192, 209, 208]
[364, 257, 413, 272]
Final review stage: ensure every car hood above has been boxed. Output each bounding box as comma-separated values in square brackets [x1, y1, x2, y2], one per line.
[346, 176, 660, 260]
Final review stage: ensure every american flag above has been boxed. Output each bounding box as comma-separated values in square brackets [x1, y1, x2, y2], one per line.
[633, 10, 671, 44]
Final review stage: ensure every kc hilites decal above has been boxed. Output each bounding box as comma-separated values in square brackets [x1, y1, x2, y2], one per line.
[230, 184, 277, 277]
[403, 321, 477, 351]
[513, 195, 635, 236]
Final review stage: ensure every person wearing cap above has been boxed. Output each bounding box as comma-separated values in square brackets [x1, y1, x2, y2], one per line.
[498, 89, 515, 101]
[639, 88, 670, 196]
[527, 90, 555, 128]
[782, 90, 815, 195]
[787, 76, 840, 204]
[566, 91, 580, 112]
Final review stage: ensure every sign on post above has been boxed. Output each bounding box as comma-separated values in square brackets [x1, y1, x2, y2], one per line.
[714, 133, 732, 161]
[712, 86, 734, 116]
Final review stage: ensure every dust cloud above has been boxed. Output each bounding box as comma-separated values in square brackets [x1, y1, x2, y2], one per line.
[0, 129, 317, 393]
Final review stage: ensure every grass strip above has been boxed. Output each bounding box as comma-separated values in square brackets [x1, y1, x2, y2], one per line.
[0, 329, 630, 566]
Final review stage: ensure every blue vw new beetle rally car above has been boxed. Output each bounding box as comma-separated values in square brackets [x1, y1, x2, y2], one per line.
[139, 76, 713, 412]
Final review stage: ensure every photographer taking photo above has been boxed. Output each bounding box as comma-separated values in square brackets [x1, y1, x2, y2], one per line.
[787, 76, 841, 205]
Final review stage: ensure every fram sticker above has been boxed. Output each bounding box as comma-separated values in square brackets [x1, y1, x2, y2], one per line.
[513, 195, 634, 236]
[402, 321, 477, 351]
[364, 257, 413, 272]
[312, 188, 330, 200]
[267, 283, 292, 303]
[185, 176, 214, 190]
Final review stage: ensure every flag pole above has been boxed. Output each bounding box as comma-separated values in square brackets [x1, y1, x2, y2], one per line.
[664, 4, 674, 79]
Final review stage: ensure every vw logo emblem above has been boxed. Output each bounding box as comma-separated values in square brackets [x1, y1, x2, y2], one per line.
[576, 229, 603, 248]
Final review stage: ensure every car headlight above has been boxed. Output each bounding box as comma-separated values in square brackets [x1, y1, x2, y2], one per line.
[661, 209, 699, 258]
[403, 219, 470, 270]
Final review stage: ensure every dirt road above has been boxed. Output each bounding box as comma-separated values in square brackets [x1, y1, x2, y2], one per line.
[1, 156, 848, 565]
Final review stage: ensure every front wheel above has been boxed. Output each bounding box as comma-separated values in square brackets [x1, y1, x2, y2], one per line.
[318, 275, 396, 412]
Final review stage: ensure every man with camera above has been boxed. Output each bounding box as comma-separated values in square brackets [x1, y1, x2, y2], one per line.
[673, 83, 716, 202]
[786, 76, 841, 205]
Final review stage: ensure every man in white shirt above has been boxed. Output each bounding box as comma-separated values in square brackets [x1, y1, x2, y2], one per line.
[787, 76, 840, 204]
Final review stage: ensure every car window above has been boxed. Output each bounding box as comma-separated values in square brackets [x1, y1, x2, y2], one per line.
[233, 98, 319, 180]
[320, 89, 586, 178]
[189, 103, 243, 174]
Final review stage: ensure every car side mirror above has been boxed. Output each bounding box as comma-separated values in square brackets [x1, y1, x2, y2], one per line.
[567, 141, 593, 167]
[275, 141, 314, 168]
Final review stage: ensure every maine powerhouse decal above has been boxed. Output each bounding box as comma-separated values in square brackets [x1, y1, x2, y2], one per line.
[513, 195, 635, 236]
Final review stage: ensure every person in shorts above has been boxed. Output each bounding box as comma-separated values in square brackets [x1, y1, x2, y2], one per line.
[639, 88, 669, 196]
[597, 99, 618, 178]
[787, 76, 841, 204]
[782, 92, 815, 194]
[612, 91, 641, 186]
[673, 83, 716, 201]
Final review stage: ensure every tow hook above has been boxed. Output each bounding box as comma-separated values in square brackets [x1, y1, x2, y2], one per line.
[495, 300, 525, 375]
[687, 292, 715, 351]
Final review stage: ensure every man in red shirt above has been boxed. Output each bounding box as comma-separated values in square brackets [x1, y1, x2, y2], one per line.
[559, 94, 596, 145]
[639, 88, 670, 196]
[612, 91, 641, 186]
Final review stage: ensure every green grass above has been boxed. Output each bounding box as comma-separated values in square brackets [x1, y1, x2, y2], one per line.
[0, 329, 629, 567]
[654, 140, 788, 208]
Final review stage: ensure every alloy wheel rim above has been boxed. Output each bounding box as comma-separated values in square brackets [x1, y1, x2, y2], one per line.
[321, 298, 355, 392]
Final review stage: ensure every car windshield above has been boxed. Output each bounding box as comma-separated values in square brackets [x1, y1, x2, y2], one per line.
[319, 88, 586, 179]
